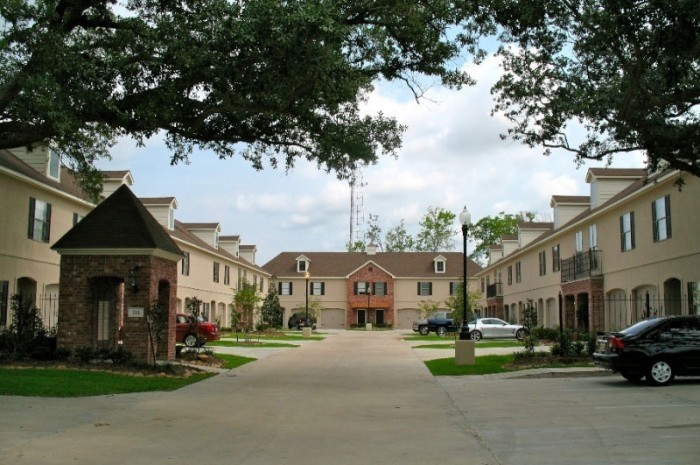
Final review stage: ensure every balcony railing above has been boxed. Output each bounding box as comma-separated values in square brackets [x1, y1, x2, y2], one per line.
[486, 282, 503, 298]
[561, 249, 603, 283]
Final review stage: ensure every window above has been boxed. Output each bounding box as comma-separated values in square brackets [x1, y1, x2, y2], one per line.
[213, 262, 220, 283]
[480, 278, 485, 292]
[297, 259, 308, 273]
[279, 282, 293, 295]
[652, 195, 672, 242]
[515, 262, 522, 283]
[168, 207, 175, 230]
[575, 230, 583, 252]
[538, 251, 546, 276]
[259, 278, 264, 293]
[552, 244, 560, 272]
[417, 282, 432, 296]
[181, 252, 190, 276]
[450, 282, 460, 295]
[373, 282, 387, 296]
[48, 150, 60, 179]
[620, 211, 635, 251]
[253, 275, 257, 288]
[224, 265, 230, 285]
[507, 266, 513, 285]
[355, 281, 370, 295]
[72, 212, 84, 226]
[214, 232, 219, 249]
[0, 281, 8, 326]
[435, 260, 445, 273]
[589, 224, 598, 249]
[28, 197, 51, 242]
[310, 281, 325, 295]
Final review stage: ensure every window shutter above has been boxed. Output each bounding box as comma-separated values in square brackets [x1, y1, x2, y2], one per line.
[651, 200, 658, 242]
[321, 282, 325, 295]
[428, 282, 433, 295]
[44, 203, 51, 242]
[28, 197, 35, 239]
[665, 195, 672, 238]
[289, 282, 293, 295]
[278, 282, 282, 294]
[619, 215, 625, 251]
[630, 211, 635, 249]
[354, 282, 358, 295]
[417, 282, 421, 295]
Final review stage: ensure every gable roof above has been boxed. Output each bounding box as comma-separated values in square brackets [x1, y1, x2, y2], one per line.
[52, 184, 183, 260]
[263, 252, 482, 278]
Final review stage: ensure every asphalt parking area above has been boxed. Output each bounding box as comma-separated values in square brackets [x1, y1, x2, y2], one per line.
[438, 374, 700, 465]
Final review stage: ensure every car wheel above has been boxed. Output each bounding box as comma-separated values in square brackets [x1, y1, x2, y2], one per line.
[621, 372, 644, 383]
[470, 330, 482, 341]
[419, 326, 429, 336]
[515, 329, 527, 340]
[646, 359, 674, 386]
[184, 334, 198, 348]
[436, 326, 447, 337]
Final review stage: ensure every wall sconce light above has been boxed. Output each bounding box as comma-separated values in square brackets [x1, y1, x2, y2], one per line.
[130, 266, 139, 293]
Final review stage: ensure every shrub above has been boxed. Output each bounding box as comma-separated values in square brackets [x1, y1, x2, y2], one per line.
[75, 347, 96, 364]
[532, 326, 559, 341]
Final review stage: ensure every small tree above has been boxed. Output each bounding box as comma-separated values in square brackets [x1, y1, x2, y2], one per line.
[234, 281, 261, 333]
[6, 294, 44, 354]
[418, 300, 441, 319]
[521, 300, 539, 355]
[444, 282, 481, 325]
[291, 298, 323, 326]
[146, 301, 168, 364]
[259, 286, 283, 330]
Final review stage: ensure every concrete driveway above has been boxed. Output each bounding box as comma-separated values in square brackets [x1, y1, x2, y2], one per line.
[1, 331, 699, 465]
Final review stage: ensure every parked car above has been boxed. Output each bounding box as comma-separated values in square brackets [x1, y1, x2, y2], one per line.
[287, 312, 317, 330]
[594, 315, 700, 386]
[467, 318, 528, 341]
[175, 313, 221, 347]
[412, 311, 455, 335]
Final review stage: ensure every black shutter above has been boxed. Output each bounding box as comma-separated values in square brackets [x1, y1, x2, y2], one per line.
[289, 282, 293, 295]
[619, 215, 625, 251]
[417, 282, 421, 295]
[28, 197, 35, 239]
[44, 203, 51, 242]
[630, 211, 635, 249]
[428, 282, 433, 295]
[665, 195, 672, 238]
[0, 281, 8, 326]
[278, 282, 282, 294]
[651, 200, 658, 242]
[354, 282, 358, 295]
[321, 282, 325, 295]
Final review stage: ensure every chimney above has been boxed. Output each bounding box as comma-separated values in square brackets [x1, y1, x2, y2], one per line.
[366, 243, 378, 255]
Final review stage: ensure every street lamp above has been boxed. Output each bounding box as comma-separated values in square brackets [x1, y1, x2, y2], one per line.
[304, 271, 310, 327]
[459, 206, 472, 341]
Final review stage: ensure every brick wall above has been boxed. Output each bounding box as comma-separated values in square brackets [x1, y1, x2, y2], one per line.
[346, 265, 395, 327]
[57, 254, 178, 362]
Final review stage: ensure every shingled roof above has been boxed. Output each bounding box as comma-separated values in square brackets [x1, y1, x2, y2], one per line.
[263, 252, 482, 278]
[52, 184, 183, 259]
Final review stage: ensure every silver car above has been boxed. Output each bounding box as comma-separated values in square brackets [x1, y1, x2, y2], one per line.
[468, 318, 527, 341]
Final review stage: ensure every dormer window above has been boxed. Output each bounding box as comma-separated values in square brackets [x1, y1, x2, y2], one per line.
[168, 207, 175, 230]
[48, 150, 60, 180]
[297, 259, 308, 273]
[434, 256, 446, 273]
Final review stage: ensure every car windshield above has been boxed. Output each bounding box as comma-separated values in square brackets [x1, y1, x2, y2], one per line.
[619, 318, 665, 336]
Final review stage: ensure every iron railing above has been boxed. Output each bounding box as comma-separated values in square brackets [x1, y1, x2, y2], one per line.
[486, 282, 503, 298]
[561, 250, 603, 283]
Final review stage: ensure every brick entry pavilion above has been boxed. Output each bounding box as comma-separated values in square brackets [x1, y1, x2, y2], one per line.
[52, 185, 183, 362]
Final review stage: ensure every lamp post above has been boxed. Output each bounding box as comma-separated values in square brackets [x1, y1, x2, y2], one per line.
[459, 206, 472, 340]
[304, 271, 310, 326]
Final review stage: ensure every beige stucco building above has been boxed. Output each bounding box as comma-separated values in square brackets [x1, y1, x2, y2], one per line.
[263, 247, 481, 330]
[0, 147, 269, 331]
[475, 168, 700, 333]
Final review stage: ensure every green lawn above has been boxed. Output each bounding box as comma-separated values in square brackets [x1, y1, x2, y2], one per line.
[220, 332, 325, 341]
[214, 354, 257, 369]
[413, 340, 525, 349]
[0, 368, 214, 397]
[425, 354, 594, 376]
[209, 340, 299, 348]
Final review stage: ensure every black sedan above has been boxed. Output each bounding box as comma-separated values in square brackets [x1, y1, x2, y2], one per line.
[594, 315, 700, 386]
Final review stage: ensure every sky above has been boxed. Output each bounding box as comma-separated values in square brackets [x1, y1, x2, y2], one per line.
[98, 55, 645, 266]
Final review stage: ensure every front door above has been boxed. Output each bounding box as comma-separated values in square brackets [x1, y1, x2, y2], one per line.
[358, 309, 366, 325]
[376, 309, 385, 326]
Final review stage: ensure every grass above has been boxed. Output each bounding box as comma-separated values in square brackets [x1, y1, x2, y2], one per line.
[220, 332, 325, 341]
[0, 367, 215, 397]
[413, 340, 525, 349]
[425, 354, 594, 376]
[209, 340, 299, 348]
[213, 353, 257, 369]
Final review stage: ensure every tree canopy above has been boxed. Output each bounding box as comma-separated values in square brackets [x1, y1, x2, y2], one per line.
[469, 211, 534, 265]
[0, 0, 479, 199]
[482, 0, 700, 176]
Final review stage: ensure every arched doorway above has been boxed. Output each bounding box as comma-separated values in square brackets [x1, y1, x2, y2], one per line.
[664, 278, 682, 315]
[606, 289, 628, 331]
